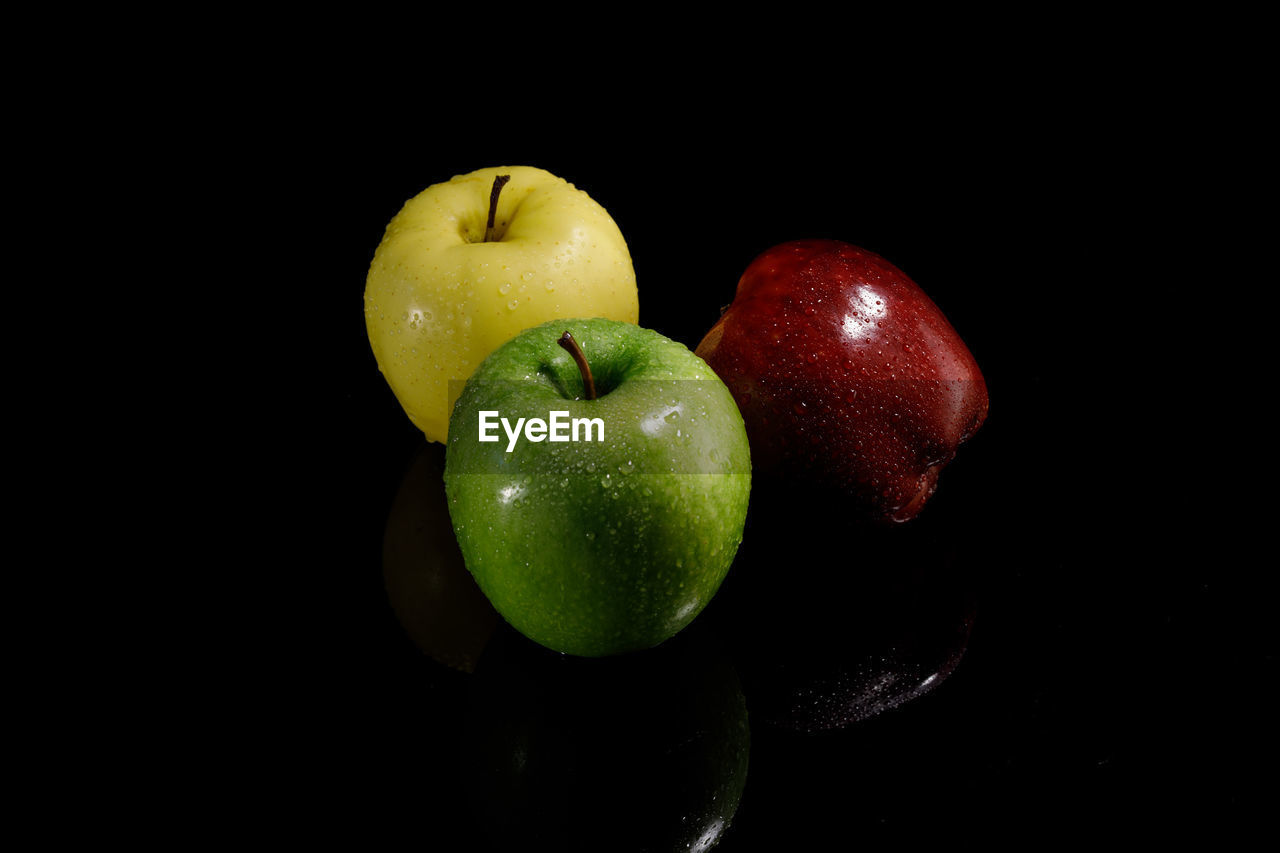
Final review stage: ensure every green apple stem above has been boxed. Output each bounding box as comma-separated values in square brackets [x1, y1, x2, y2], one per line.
[483, 174, 511, 242]
[557, 332, 597, 400]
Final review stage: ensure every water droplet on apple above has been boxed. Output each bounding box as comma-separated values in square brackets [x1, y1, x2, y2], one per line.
[545, 281, 556, 291]
[498, 282, 512, 295]
[507, 299, 520, 310]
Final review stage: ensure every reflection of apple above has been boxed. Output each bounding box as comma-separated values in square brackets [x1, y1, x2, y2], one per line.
[696, 239, 987, 522]
[461, 622, 749, 853]
[444, 317, 751, 658]
[365, 166, 639, 443]
[708, 485, 977, 733]
[381, 442, 498, 673]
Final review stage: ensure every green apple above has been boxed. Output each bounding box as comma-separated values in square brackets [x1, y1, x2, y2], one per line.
[364, 165, 639, 443]
[444, 317, 751, 657]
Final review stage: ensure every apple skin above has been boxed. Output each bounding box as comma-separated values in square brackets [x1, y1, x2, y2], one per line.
[444, 317, 751, 658]
[695, 239, 988, 523]
[364, 166, 639, 443]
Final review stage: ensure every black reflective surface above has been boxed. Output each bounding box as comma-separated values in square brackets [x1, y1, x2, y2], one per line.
[244, 106, 1261, 848]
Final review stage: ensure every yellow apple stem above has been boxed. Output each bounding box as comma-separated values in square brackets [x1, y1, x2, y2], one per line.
[557, 332, 597, 400]
[483, 174, 511, 242]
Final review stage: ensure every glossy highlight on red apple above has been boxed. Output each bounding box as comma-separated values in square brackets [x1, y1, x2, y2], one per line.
[695, 239, 988, 522]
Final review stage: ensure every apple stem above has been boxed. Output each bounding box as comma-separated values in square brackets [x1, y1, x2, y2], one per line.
[484, 174, 511, 242]
[557, 332, 597, 400]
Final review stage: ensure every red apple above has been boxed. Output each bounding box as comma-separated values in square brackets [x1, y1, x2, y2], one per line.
[695, 239, 988, 522]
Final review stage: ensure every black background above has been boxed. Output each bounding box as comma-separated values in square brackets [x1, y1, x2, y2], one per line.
[229, 77, 1263, 849]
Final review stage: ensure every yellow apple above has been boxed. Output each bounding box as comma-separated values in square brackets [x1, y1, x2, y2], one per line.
[364, 165, 639, 442]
